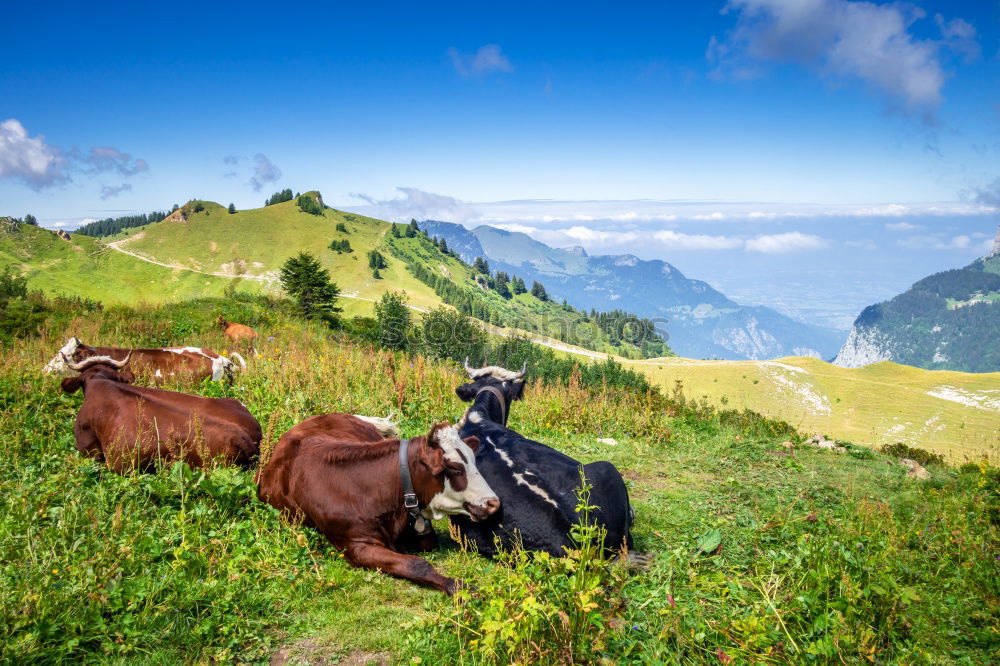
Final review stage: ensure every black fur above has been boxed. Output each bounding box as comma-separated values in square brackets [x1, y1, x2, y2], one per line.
[451, 373, 634, 557]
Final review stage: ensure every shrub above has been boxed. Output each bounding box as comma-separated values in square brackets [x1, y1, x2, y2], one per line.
[335, 222, 348, 233]
[297, 194, 323, 216]
[420, 306, 487, 363]
[880, 442, 945, 467]
[374, 291, 411, 351]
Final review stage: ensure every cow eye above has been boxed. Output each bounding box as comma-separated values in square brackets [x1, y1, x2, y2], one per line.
[445, 462, 465, 476]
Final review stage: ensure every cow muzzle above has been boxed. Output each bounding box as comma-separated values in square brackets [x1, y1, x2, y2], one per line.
[464, 497, 500, 522]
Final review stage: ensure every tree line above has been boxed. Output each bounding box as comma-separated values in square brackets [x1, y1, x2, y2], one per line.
[75, 211, 170, 237]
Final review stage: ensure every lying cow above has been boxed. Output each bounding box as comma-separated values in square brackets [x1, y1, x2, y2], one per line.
[215, 316, 259, 343]
[258, 413, 499, 594]
[452, 360, 636, 558]
[44, 337, 246, 381]
[61, 354, 261, 473]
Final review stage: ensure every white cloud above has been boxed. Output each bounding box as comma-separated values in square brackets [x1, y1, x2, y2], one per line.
[745, 231, 828, 253]
[76, 146, 149, 177]
[710, 0, 979, 113]
[970, 177, 1000, 208]
[0, 118, 150, 196]
[691, 212, 726, 220]
[885, 221, 922, 231]
[0, 118, 68, 189]
[100, 183, 132, 199]
[248, 153, 282, 192]
[494, 223, 541, 235]
[652, 230, 743, 250]
[448, 44, 514, 77]
[897, 233, 986, 251]
[351, 186, 480, 223]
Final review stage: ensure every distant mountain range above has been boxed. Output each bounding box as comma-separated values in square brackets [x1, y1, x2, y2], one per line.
[835, 228, 1000, 373]
[422, 221, 845, 360]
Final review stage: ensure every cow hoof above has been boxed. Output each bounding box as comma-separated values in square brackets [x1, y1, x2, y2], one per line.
[626, 551, 655, 570]
[446, 579, 477, 596]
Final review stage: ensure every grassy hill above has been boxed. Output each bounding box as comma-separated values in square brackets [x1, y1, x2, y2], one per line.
[628, 355, 1000, 462]
[0, 220, 239, 303]
[1, 198, 666, 358]
[1, 298, 997, 663]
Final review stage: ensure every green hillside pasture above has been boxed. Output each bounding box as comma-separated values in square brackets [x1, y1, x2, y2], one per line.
[631, 355, 1000, 462]
[0, 225, 247, 304]
[1, 302, 997, 662]
[112, 201, 448, 312]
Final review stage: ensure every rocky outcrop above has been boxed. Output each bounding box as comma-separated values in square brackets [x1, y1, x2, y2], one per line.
[991, 225, 1000, 257]
[833, 325, 894, 368]
[56, 229, 71, 241]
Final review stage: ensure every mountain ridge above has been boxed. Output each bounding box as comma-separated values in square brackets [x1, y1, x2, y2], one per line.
[835, 245, 1000, 373]
[422, 220, 845, 360]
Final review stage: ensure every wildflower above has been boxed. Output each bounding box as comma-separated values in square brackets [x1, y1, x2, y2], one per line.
[52, 568, 58, 574]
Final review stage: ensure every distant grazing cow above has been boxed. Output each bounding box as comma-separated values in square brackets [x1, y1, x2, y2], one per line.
[451, 360, 637, 559]
[215, 316, 259, 343]
[258, 413, 499, 594]
[43, 337, 246, 381]
[60, 354, 261, 473]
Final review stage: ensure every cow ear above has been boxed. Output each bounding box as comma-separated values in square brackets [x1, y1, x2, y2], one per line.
[462, 435, 481, 453]
[420, 439, 446, 475]
[455, 383, 477, 402]
[60, 376, 84, 394]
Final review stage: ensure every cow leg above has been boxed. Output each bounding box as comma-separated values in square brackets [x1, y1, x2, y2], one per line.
[345, 542, 459, 595]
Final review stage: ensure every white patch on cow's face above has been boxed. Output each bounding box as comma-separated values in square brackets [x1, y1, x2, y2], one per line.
[43, 337, 81, 375]
[468, 411, 482, 424]
[424, 426, 498, 521]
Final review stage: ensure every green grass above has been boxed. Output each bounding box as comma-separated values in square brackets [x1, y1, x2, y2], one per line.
[0, 224, 242, 303]
[1, 298, 998, 663]
[628, 355, 1000, 463]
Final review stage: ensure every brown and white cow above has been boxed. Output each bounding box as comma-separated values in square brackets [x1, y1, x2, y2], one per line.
[60, 353, 261, 473]
[215, 316, 259, 343]
[44, 337, 246, 381]
[257, 413, 499, 594]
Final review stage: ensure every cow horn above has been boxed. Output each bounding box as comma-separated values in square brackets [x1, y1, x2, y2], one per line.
[61, 351, 131, 372]
[516, 361, 527, 378]
[463, 357, 475, 377]
[109, 351, 132, 369]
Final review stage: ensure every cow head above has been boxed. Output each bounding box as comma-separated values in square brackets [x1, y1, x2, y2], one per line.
[455, 358, 527, 405]
[59, 353, 135, 393]
[416, 424, 499, 522]
[214, 315, 229, 329]
[43, 337, 85, 375]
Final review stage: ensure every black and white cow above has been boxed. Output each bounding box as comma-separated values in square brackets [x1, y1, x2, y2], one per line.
[450, 360, 636, 558]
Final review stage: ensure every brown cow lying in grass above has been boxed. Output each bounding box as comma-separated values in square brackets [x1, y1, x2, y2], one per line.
[61, 354, 262, 473]
[215, 316, 259, 344]
[258, 413, 500, 594]
[44, 337, 246, 382]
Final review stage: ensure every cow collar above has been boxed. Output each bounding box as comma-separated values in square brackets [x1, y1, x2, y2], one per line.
[399, 439, 432, 535]
[474, 385, 508, 427]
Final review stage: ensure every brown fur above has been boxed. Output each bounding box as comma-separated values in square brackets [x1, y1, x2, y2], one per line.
[62, 362, 261, 473]
[216, 316, 258, 342]
[257, 413, 486, 594]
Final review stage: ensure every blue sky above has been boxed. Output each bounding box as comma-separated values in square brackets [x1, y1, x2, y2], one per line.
[2, 0, 999, 328]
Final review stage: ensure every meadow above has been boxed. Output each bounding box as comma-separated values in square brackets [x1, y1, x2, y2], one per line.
[630, 356, 1000, 463]
[1, 295, 998, 664]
